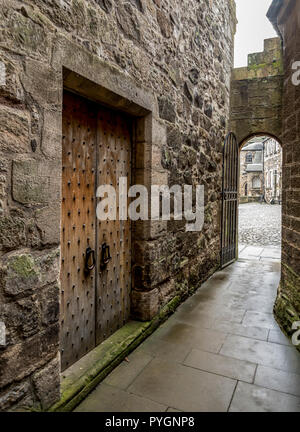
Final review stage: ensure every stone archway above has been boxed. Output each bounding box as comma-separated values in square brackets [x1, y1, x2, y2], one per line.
[230, 26, 300, 352]
[230, 37, 283, 146]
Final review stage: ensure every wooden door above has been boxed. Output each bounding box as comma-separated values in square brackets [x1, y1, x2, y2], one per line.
[96, 108, 131, 344]
[61, 91, 132, 371]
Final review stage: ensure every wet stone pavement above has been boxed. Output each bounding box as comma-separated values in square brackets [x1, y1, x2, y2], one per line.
[75, 246, 300, 412]
[239, 203, 281, 247]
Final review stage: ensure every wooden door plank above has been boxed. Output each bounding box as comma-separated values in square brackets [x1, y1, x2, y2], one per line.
[61, 91, 97, 371]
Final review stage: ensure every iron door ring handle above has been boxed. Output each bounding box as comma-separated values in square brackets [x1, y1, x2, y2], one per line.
[85, 247, 96, 273]
[100, 243, 112, 270]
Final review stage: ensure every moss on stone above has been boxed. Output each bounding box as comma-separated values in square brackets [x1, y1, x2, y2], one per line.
[9, 254, 38, 278]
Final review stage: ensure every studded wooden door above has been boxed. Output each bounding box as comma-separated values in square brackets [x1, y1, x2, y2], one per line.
[96, 107, 131, 345]
[61, 91, 132, 371]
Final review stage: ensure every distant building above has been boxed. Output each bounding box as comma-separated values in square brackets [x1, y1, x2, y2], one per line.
[239, 139, 264, 202]
[239, 137, 282, 204]
[264, 137, 282, 203]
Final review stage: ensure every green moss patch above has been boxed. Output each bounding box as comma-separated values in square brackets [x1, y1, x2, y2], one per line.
[9, 254, 38, 278]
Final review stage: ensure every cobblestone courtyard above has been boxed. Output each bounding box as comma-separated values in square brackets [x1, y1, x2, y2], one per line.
[239, 203, 282, 247]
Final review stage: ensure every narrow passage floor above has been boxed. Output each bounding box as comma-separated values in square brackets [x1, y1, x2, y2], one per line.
[75, 247, 300, 412]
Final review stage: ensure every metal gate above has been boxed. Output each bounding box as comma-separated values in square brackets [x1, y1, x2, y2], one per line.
[61, 91, 132, 371]
[220, 132, 239, 268]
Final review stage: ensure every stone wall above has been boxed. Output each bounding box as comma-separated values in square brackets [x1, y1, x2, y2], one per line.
[0, 0, 236, 410]
[230, 37, 283, 145]
[268, 0, 300, 351]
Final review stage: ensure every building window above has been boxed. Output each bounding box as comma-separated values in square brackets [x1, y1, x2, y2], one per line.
[246, 153, 252, 163]
[252, 176, 261, 189]
[245, 183, 248, 196]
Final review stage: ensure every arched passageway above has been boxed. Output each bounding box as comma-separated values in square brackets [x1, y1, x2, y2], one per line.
[238, 134, 282, 261]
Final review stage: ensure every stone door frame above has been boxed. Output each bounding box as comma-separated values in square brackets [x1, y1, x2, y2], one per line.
[35, 34, 169, 376]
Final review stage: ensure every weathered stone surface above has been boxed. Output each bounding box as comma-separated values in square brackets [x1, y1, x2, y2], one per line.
[32, 356, 60, 410]
[116, 4, 141, 42]
[0, 54, 24, 102]
[22, 59, 61, 109]
[0, 213, 27, 252]
[0, 106, 30, 153]
[2, 254, 40, 298]
[230, 38, 283, 145]
[1, 249, 59, 297]
[0, 324, 59, 388]
[35, 206, 60, 245]
[95, 0, 113, 14]
[0, 297, 40, 345]
[0, 381, 33, 412]
[131, 288, 159, 321]
[1, 6, 52, 60]
[12, 160, 60, 205]
[158, 97, 176, 123]
[38, 284, 59, 327]
[156, 9, 172, 38]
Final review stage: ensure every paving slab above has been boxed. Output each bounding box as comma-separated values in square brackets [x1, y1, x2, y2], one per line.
[136, 334, 192, 363]
[184, 349, 256, 383]
[268, 329, 292, 346]
[220, 335, 300, 374]
[229, 382, 300, 412]
[104, 350, 153, 390]
[242, 311, 277, 329]
[255, 365, 300, 397]
[260, 248, 281, 259]
[156, 321, 228, 354]
[210, 321, 269, 342]
[239, 246, 264, 259]
[74, 383, 167, 412]
[128, 358, 237, 412]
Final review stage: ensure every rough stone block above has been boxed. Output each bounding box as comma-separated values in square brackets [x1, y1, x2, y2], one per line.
[4, 8, 52, 60]
[2, 249, 59, 297]
[0, 213, 27, 252]
[32, 356, 60, 410]
[0, 54, 24, 102]
[35, 206, 60, 245]
[2, 253, 40, 297]
[12, 160, 60, 205]
[0, 297, 40, 345]
[22, 60, 61, 109]
[158, 279, 176, 307]
[158, 97, 176, 124]
[0, 323, 59, 388]
[0, 380, 33, 412]
[39, 284, 60, 327]
[41, 110, 62, 159]
[131, 288, 159, 321]
[0, 106, 30, 154]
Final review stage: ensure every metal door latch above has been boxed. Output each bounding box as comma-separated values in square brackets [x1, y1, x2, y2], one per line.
[84, 247, 96, 275]
[100, 243, 112, 270]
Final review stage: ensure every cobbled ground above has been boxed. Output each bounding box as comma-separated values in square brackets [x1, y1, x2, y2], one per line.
[239, 203, 281, 247]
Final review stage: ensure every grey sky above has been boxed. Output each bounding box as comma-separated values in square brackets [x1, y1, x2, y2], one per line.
[234, 0, 277, 68]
